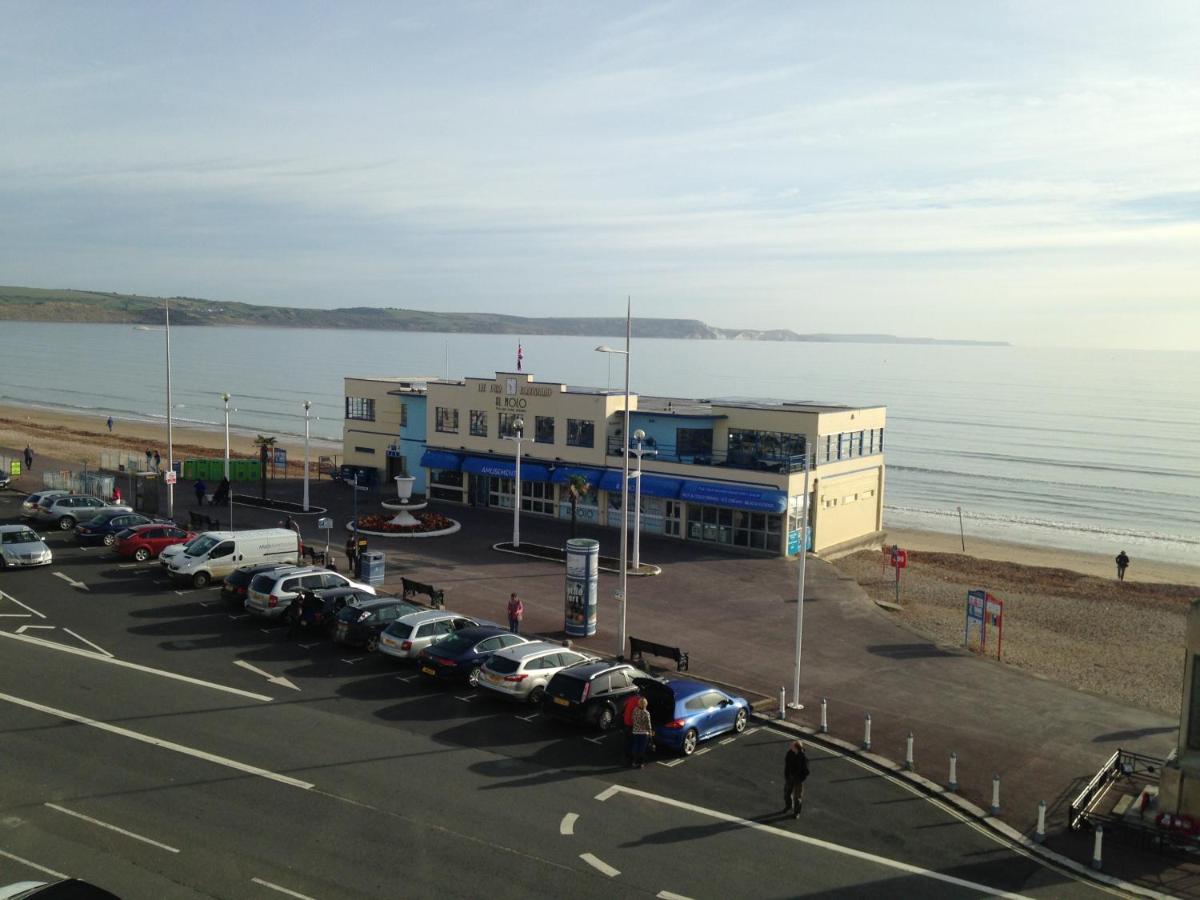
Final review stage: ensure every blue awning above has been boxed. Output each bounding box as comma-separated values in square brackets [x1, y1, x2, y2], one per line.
[680, 480, 788, 513]
[419, 449, 463, 471]
[550, 466, 605, 487]
[461, 456, 552, 482]
[599, 470, 684, 499]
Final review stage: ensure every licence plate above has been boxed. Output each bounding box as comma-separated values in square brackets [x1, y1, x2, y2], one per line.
[553, 696, 570, 707]
[421, 666, 436, 676]
[485, 673, 501, 684]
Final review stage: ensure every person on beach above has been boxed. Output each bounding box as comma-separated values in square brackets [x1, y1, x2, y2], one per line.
[784, 740, 810, 818]
[630, 697, 653, 768]
[23, 446, 32, 471]
[1116, 551, 1130, 582]
[193, 478, 206, 506]
[106, 416, 113, 432]
[507, 592, 524, 634]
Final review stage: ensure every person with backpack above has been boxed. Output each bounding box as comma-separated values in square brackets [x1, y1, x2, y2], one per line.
[784, 740, 810, 817]
[1115, 550, 1130, 582]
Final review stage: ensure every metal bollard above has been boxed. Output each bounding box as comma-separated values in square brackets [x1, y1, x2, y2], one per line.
[948, 752, 958, 792]
[863, 713, 872, 750]
[990, 774, 1001, 815]
[779, 686, 786, 720]
[1035, 800, 1046, 843]
[1091, 825, 1103, 870]
[820, 697, 828, 733]
[904, 732, 914, 771]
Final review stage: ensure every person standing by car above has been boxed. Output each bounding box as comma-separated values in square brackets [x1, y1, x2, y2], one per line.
[784, 740, 810, 817]
[193, 478, 207, 507]
[112, 486, 122, 505]
[622, 689, 642, 765]
[23, 445, 33, 471]
[507, 592, 524, 634]
[630, 697, 653, 768]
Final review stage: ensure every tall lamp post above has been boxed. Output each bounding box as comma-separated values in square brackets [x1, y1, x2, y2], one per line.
[788, 444, 814, 711]
[303, 400, 312, 512]
[222, 393, 233, 530]
[502, 417, 525, 548]
[165, 300, 175, 518]
[595, 297, 632, 658]
[630, 428, 657, 572]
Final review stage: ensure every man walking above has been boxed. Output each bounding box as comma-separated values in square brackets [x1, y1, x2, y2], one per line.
[23, 446, 33, 471]
[507, 592, 524, 634]
[784, 740, 810, 817]
[1115, 550, 1130, 582]
[106, 416, 113, 432]
[194, 478, 207, 507]
[345, 535, 358, 575]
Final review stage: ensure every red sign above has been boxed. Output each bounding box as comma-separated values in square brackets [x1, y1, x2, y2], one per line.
[889, 548, 908, 569]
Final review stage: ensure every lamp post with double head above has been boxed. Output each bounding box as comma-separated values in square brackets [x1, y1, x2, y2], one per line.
[165, 299, 175, 518]
[222, 393, 234, 530]
[630, 429, 657, 571]
[502, 417, 525, 548]
[303, 401, 312, 512]
[788, 444, 815, 711]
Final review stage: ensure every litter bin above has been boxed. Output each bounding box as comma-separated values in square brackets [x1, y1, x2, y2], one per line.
[359, 550, 385, 586]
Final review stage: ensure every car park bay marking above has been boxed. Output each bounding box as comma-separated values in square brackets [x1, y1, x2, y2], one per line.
[657, 892, 694, 900]
[579, 852, 620, 878]
[15, 624, 54, 635]
[234, 660, 300, 692]
[656, 758, 686, 768]
[518, 712, 540, 722]
[229, 614, 249, 620]
[395, 674, 418, 682]
[719, 737, 737, 745]
[584, 735, 610, 745]
[559, 812, 579, 835]
[0, 691, 314, 790]
[250, 877, 318, 899]
[692, 747, 711, 756]
[45, 803, 180, 853]
[60, 628, 113, 658]
[52, 571, 88, 591]
[455, 694, 475, 703]
[0, 630, 273, 702]
[0, 590, 45, 618]
[595, 785, 1033, 899]
[0, 848, 68, 880]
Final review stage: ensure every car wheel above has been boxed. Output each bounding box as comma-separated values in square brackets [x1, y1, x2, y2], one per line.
[103, 533, 116, 547]
[366, 634, 379, 653]
[597, 703, 616, 732]
[133, 547, 151, 562]
[733, 708, 748, 733]
[58, 516, 76, 531]
[467, 665, 482, 687]
[192, 571, 211, 589]
[527, 685, 545, 705]
[682, 728, 699, 756]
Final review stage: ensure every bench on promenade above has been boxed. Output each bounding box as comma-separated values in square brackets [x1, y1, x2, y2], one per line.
[629, 636, 689, 672]
[401, 577, 445, 609]
[188, 511, 221, 531]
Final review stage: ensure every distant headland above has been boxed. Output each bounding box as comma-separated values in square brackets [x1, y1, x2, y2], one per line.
[0, 285, 1009, 346]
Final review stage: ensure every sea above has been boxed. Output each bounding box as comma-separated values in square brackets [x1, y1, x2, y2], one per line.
[0, 322, 1197, 566]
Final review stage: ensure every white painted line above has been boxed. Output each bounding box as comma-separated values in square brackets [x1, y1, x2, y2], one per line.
[45, 803, 180, 853]
[602, 785, 1033, 899]
[0, 848, 68, 880]
[693, 747, 711, 756]
[579, 852, 620, 878]
[656, 758, 686, 768]
[719, 737, 736, 745]
[559, 812, 579, 836]
[340, 658, 359, 665]
[234, 659, 300, 691]
[174, 590, 191, 596]
[229, 614, 249, 620]
[584, 736, 608, 745]
[0, 613, 32, 617]
[250, 877, 318, 899]
[0, 630, 272, 702]
[395, 674, 418, 682]
[518, 712, 539, 722]
[199, 601, 213, 607]
[61, 628, 114, 658]
[118, 563, 139, 568]
[594, 785, 620, 802]
[658, 892, 695, 900]
[298, 642, 321, 650]
[455, 695, 474, 703]
[744, 727, 760, 736]
[53, 571, 88, 590]
[0, 590, 46, 618]
[259, 628, 272, 635]
[15, 624, 54, 635]
[0, 691, 313, 790]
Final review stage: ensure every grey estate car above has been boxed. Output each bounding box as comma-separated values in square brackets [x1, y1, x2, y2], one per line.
[33, 495, 132, 530]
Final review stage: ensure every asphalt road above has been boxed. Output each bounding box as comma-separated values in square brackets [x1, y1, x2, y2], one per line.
[0, 492, 1122, 899]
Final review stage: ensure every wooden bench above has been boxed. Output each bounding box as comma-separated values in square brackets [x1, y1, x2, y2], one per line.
[401, 577, 445, 609]
[303, 546, 329, 567]
[629, 636, 689, 672]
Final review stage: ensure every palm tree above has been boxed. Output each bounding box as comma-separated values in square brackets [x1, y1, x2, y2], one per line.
[253, 434, 276, 499]
[566, 474, 590, 538]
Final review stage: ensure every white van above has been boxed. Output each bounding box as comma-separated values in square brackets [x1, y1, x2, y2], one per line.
[168, 528, 301, 588]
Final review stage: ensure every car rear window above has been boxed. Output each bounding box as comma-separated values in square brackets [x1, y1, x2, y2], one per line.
[384, 621, 413, 639]
[546, 672, 588, 702]
[226, 569, 256, 587]
[487, 656, 520, 675]
[434, 634, 472, 655]
[248, 573, 276, 592]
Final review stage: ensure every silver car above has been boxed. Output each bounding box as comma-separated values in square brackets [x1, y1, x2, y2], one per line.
[34, 495, 132, 530]
[0, 524, 52, 569]
[477, 641, 596, 704]
[21, 490, 69, 519]
[245, 566, 375, 619]
[377, 610, 483, 661]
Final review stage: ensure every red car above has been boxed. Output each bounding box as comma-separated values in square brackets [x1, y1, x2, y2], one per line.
[116, 523, 196, 562]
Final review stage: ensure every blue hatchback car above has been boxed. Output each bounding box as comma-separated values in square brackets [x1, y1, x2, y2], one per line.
[417, 625, 532, 687]
[645, 678, 751, 756]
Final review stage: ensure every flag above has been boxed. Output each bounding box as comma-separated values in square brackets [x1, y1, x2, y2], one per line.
[517, 342, 523, 372]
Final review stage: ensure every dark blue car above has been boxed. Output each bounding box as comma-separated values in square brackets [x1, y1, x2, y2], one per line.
[417, 625, 532, 687]
[75, 511, 159, 546]
[645, 678, 750, 756]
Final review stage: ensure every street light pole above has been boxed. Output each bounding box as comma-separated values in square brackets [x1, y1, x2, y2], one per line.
[631, 428, 656, 572]
[165, 299, 175, 518]
[303, 401, 312, 512]
[788, 445, 814, 711]
[222, 393, 233, 531]
[503, 418, 525, 548]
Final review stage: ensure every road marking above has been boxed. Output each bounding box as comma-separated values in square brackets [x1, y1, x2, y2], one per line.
[340, 658, 359, 665]
[199, 600, 213, 607]
[579, 852, 620, 877]
[594, 785, 620, 802]
[259, 628, 272, 635]
[0, 590, 45, 618]
[744, 727, 761, 736]
[518, 712, 539, 722]
[0, 848, 68, 879]
[229, 614, 249, 620]
[61, 628, 113, 658]
[455, 694, 474, 703]
[719, 737, 737, 745]
[299, 642, 321, 650]
[0, 691, 313, 790]
[584, 735, 609, 745]
[174, 590, 191, 596]
[234, 659, 300, 691]
[693, 747, 711, 756]
[52, 571, 88, 591]
[395, 674, 418, 682]
[658, 892, 694, 900]
[0, 630, 272, 702]
[600, 785, 1033, 899]
[0, 613, 32, 617]
[15, 624, 55, 635]
[656, 758, 686, 768]
[250, 877, 318, 899]
[559, 812, 578, 835]
[45, 803, 180, 853]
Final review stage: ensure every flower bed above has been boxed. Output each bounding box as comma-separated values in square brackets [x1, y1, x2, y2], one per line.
[355, 512, 456, 534]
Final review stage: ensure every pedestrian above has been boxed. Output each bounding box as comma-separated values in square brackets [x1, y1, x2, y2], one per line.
[112, 486, 122, 505]
[1116, 550, 1130, 582]
[345, 535, 358, 574]
[622, 689, 642, 766]
[213, 476, 230, 506]
[194, 478, 206, 507]
[145, 448, 153, 470]
[106, 416, 113, 432]
[23, 445, 32, 470]
[784, 740, 810, 818]
[153, 450, 161, 472]
[630, 697, 653, 768]
[507, 592, 524, 634]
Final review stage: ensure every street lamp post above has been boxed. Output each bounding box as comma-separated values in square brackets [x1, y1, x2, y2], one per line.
[502, 418, 525, 548]
[630, 428, 657, 572]
[788, 445, 814, 711]
[303, 401, 312, 512]
[595, 297, 632, 658]
[222, 393, 233, 531]
[165, 299, 175, 518]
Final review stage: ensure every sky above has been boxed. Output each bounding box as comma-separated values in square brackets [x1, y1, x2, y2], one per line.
[1, 2, 1198, 350]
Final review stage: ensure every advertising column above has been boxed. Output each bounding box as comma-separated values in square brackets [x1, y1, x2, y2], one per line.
[564, 538, 598, 637]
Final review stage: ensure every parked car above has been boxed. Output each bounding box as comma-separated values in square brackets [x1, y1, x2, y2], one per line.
[642, 678, 750, 756]
[418, 626, 533, 687]
[115, 523, 196, 562]
[541, 661, 664, 731]
[34, 495, 131, 530]
[75, 511, 161, 546]
[0, 471, 9, 490]
[477, 641, 596, 704]
[331, 596, 425, 650]
[284, 585, 384, 634]
[21, 490, 69, 519]
[377, 610, 485, 662]
[0, 878, 120, 899]
[160, 533, 203, 568]
[245, 566, 375, 620]
[221, 562, 298, 603]
[0, 524, 52, 569]
[169, 528, 301, 588]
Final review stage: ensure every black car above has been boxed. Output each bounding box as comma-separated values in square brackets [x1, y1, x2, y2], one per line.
[417, 625, 532, 687]
[541, 661, 664, 731]
[75, 511, 157, 546]
[221, 563, 296, 604]
[332, 596, 424, 651]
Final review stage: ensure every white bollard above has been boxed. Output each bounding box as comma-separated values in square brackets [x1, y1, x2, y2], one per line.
[779, 686, 786, 720]
[1035, 800, 1046, 843]
[1091, 825, 1103, 870]
[990, 774, 1001, 815]
[820, 697, 828, 733]
[948, 752, 958, 792]
[904, 732, 914, 771]
[863, 713, 872, 750]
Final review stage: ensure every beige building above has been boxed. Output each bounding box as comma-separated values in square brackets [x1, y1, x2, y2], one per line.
[342, 370, 887, 558]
